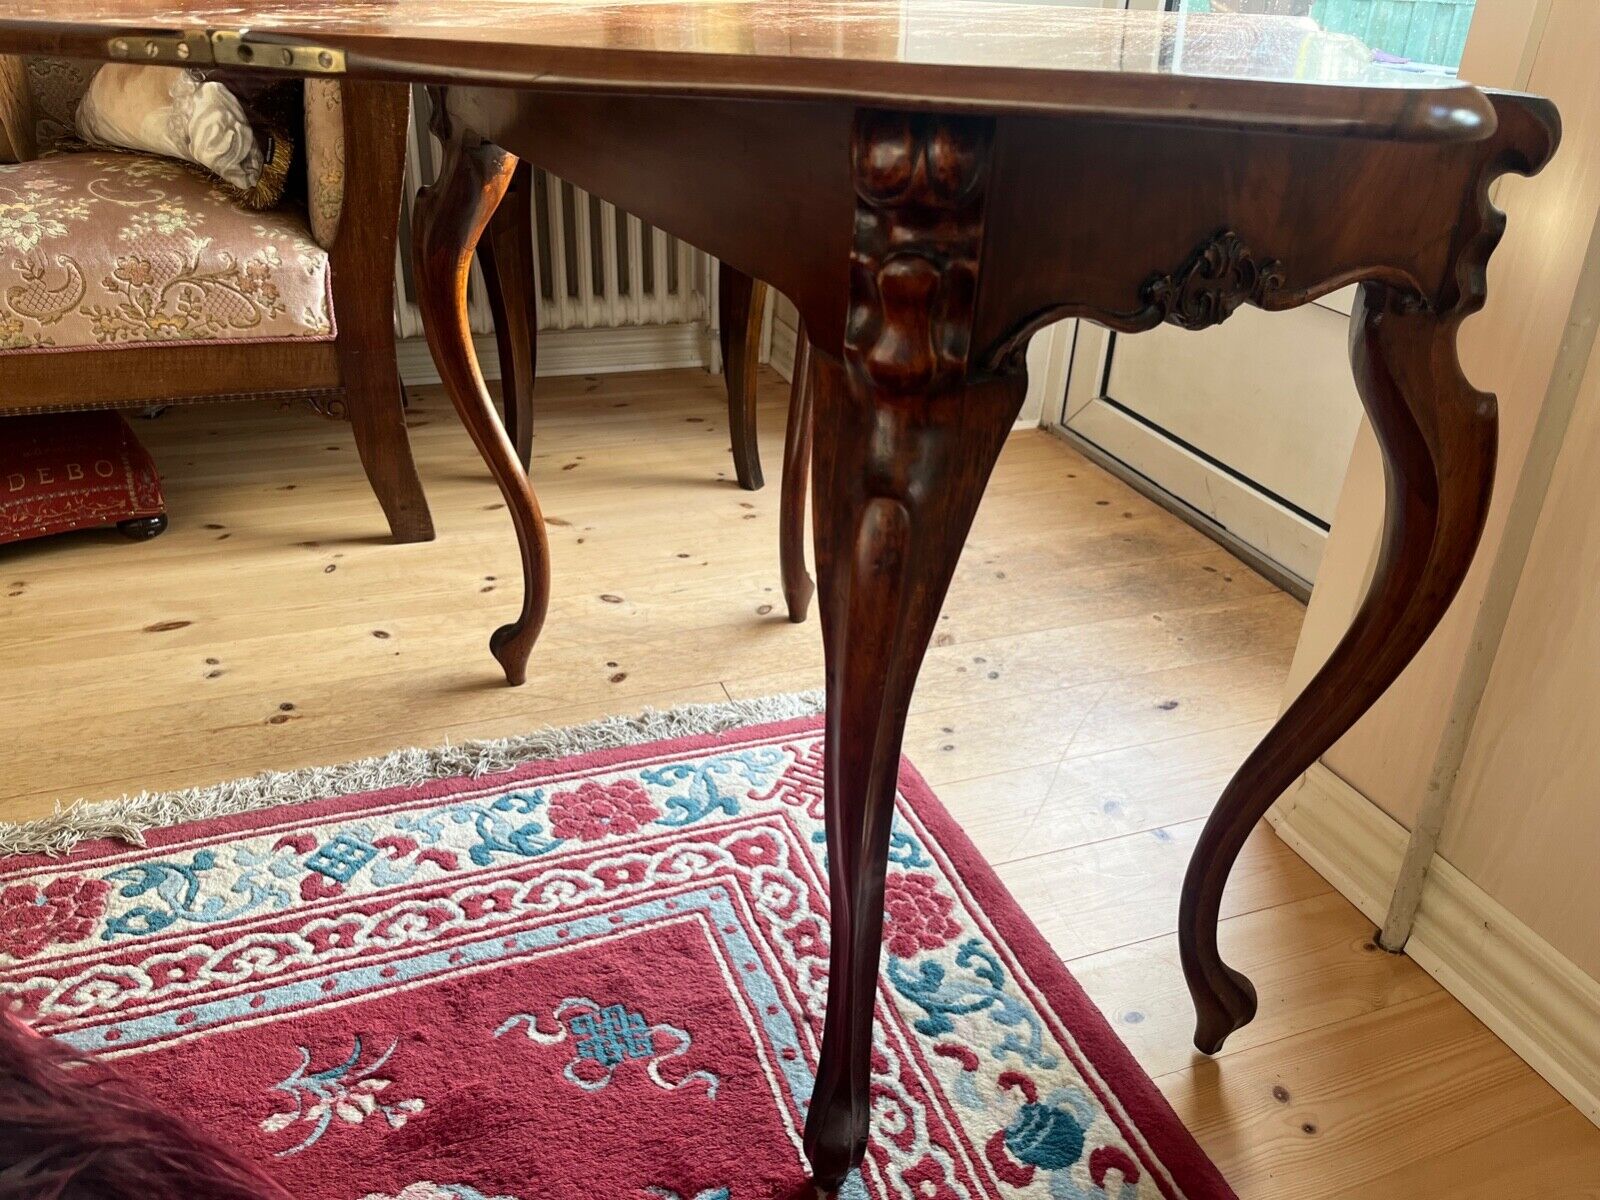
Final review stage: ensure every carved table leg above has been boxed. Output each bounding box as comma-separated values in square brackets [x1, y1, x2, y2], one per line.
[719, 262, 768, 490]
[1180, 281, 1498, 1052]
[413, 103, 550, 686]
[478, 159, 538, 472]
[780, 323, 814, 623]
[803, 109, 1025, 1192]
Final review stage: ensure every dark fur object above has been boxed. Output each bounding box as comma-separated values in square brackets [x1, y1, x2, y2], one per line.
[0, 1013, 291, 1200]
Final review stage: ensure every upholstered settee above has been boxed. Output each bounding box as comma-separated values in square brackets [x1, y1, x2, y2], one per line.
[0, 61, 432, 543]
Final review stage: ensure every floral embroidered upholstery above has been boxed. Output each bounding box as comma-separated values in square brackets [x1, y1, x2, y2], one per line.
[304, 78, 344, 249]
[0, 152, 332, 352]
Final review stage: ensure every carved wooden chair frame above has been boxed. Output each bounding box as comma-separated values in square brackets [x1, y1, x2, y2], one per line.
[0, 79, 432, 545]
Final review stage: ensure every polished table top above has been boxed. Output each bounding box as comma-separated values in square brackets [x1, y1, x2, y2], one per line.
[0, 2, 1491, 139]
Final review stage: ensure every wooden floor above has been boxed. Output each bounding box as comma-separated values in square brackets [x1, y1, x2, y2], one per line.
[3, 368, 1597, 1197]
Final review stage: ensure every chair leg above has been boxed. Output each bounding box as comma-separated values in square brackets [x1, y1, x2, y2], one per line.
[329, 80, 434, 545]
[478, 159, 537, 471]
[346, 375, 436, 544]
[780, 325, 814, 623]
[718, 261, 768, 490]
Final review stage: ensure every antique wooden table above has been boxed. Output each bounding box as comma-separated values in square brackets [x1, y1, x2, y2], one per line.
[0, 3, 1558, 1189]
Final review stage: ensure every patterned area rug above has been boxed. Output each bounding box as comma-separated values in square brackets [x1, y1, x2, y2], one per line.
[0, 706, 1233, 1200]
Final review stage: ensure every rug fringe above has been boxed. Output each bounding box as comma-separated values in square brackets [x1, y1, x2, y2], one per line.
[0, 692, 824, 859]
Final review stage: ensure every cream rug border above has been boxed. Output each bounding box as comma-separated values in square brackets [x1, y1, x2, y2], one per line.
[0, 692, 825, 859]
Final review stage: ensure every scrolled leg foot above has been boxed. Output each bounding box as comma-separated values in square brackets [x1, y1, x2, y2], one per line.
[489, 620, 535, 688]
[1190, 964, 1257, 1055]
[803, 1084, 869, 1194]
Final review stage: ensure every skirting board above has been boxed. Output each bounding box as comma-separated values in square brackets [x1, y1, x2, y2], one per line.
[1065, 398, 1324, 589]
[1270, 764, 1600, 1126]
[396, 323, 710, 386]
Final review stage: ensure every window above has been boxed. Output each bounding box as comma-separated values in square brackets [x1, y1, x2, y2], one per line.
[1164, 0, 1478, 74]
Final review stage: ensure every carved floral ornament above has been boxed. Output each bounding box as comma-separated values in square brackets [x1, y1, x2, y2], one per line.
[1141, 230, 1286, 331]
[845, 109, 1290, 380]
[846, 111, 991, 396]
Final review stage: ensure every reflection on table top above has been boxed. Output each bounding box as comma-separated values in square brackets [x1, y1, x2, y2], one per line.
[0, 1, 1492, 139]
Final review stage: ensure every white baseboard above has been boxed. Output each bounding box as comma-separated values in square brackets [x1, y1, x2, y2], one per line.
[396, 323, 710, 387]
[1268, 766, 1401, 926]
[1066, 399, 1324, 588]
[1270, 765, 1600, 1126]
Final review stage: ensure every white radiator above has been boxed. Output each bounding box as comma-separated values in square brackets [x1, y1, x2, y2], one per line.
[393, 87, 716, 377]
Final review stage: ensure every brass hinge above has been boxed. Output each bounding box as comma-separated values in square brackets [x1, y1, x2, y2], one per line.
[107, 28, 345, 74]
[106, 29, 211, 65]
[210, 30, 345, 73]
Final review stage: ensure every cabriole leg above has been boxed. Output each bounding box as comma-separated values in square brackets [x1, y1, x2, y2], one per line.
[1179, 282, 1498, 1052]
[804, 108, 1025, 1192]
[478, 159, 537, 471]
[413, 100, 550, 686]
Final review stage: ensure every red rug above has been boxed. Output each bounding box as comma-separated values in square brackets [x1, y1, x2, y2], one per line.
[0, 714, 1233, 1200]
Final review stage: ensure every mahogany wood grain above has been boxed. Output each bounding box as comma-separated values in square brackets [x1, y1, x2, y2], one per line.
[448, 90, 856, 353]
[0, 4, 1495, 140]
[442, 86, 1558, 357]
[718, 262, 769, 490]
[333, 80, 435, 544]
[803, 111, 1031, 1185]
[477, 160, 538, 471]
[412, 101, 548, 687]
[806, 351, 1027, 1187]
[781, 327, 815, 623]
